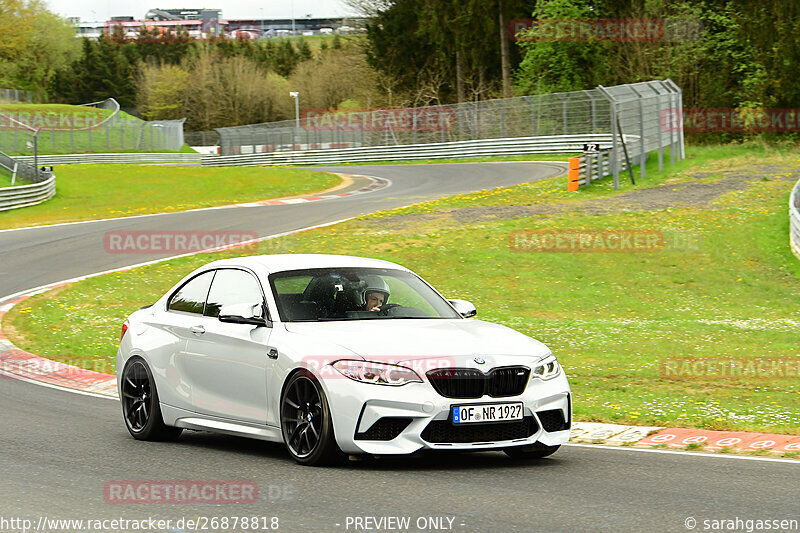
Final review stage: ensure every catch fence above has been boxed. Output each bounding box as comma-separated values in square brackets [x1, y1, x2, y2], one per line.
[213, 80, 684, 188]
[0, 98, 185, 156]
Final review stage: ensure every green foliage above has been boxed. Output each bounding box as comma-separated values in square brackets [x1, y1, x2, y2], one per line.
[296, 39, 313, 62]
[365, 0, 533, 104]
[513, 0, 800, 116]
[0, 0, 79, 94]
[515, 0, 611, 95]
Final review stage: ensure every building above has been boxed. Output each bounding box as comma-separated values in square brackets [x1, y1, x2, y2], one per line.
[72, 8, 366, 40]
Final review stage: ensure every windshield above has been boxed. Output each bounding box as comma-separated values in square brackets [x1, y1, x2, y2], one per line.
[269, 267, 461, 322]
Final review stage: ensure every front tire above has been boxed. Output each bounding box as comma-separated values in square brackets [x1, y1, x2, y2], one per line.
[280, 371, 342, 466]
[121, 356, 182, 441]
[504, 443, 560, 459]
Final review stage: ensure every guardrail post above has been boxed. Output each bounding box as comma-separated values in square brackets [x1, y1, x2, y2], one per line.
[671, 79, 686, 161]
[556, 93, 568, 135]
[662, 79, 681, 164]
[585, 90, 598, 133]
[586, 152, 593, 184]
[595, 85, 619, 190]
[629, 86, 647, 180]
[568, 156, 580, 191]
[33, 132, 39, 181]
[499, 101, 506, 138]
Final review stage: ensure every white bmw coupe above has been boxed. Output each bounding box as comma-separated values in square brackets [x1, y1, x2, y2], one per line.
[117, 254, 571, 465]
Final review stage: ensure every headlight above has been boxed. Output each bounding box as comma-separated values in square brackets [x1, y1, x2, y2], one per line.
[332, 360, 423, 386]
[531, 355, 561, 380]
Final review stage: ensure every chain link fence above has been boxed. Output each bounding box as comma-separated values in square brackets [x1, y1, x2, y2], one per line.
[0, 149, 41, 183]
[0, 98, 186, 156]
[217, 90, 613, 155]
[214, 80, 683, 188]
[184, 130, 220, 147]
[0, 88, 34, 103]
[597, 79, 684, 187]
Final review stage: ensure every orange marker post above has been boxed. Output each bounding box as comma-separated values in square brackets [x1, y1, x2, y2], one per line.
[568, 157, 580, 191]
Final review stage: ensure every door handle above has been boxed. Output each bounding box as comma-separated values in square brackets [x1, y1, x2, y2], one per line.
[190, 325, 205, 335]
[267, 347, 279, 360]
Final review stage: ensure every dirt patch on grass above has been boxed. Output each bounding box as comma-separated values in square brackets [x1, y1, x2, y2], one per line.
[366, 162, 798, 230]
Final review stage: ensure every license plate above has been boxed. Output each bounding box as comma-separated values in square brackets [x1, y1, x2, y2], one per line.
[451, 402, 523, 424]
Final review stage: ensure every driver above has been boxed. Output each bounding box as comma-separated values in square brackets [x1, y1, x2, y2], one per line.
[360, 275, 390, 312]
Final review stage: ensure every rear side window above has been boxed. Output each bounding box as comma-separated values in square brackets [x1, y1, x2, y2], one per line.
[204, 269, 265, 318]
[168, 271, 215, 314]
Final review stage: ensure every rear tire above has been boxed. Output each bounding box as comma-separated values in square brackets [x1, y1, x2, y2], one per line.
[280, 371, 343, 466]
[504, 443, 560, 459]
[121, 357, 182, 441]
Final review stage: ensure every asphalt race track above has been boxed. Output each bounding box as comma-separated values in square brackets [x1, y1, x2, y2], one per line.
[0, 162, 564, 297]
[1, 162, 798, 533]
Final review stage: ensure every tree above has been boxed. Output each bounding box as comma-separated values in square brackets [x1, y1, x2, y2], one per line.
[289, 41, 384, 109]
[0, 0, 78, 94]
[136, 62, 190, 120]
[296, 39, 313, 62]
[181, 53, 293, 130]
[365, 0, 534, 104]
[514, 0, 611, 95]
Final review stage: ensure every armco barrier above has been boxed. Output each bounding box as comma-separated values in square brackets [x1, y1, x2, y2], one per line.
[791, 178, 800, 260]
[201, 134, 614, 167]
[13, 152, 201, 165]
[0, 175, 56, 211]
[567, 148, 630, 191]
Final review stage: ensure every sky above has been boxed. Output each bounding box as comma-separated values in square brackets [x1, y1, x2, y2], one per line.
[46, 0, 358, 22]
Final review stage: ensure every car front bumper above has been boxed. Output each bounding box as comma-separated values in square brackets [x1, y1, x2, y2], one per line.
[322, 371, 571, 455]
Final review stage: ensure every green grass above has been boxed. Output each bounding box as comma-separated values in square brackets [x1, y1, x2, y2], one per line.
[5, 142, 800, 434]
[0, 164, 341, 229]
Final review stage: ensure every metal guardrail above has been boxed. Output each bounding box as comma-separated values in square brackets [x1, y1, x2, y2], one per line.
[14, 153, 202, 165]
[201, 134, 616, 167]
[791, 178, 800, 261]
[567, 149, 629, 190]
[0, 150, 43, 182]
[0, 175, 56, 212]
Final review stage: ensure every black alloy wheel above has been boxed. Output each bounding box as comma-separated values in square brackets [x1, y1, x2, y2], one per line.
[121, 357, 182, 441]
[280, 372, 342, 466]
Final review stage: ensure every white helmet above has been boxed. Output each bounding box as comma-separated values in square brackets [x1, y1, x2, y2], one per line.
[358, 275, 390, 307]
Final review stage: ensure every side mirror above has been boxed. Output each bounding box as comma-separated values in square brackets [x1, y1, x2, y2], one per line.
[448, 299, 477, 318]
[219, 302, 269, 326]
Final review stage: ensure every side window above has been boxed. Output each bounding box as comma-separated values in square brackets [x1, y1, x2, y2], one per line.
[168, 271, 215, 315]
[204, 269, 265, 318]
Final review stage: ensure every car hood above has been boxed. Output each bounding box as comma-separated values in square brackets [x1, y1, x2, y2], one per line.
[282, 319, 550, 364]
